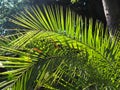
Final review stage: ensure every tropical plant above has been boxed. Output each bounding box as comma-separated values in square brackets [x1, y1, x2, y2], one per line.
[0, 5, 120, 90]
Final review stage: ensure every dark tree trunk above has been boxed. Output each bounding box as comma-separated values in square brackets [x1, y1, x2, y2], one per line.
[102, 0, 120, 36]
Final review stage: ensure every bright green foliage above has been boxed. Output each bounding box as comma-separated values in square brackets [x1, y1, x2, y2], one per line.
[0, 5, 120, 90]
[70, 0, 79, 4]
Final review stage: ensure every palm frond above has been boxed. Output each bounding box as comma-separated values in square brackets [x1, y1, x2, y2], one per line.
[0, 5, 120, 89]
[10, 5, 119, 59]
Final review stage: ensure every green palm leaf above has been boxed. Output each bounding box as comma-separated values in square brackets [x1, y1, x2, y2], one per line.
[0, 5, 120, 89]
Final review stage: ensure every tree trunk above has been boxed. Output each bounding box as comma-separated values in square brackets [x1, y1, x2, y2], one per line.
[102, 0, 120, 36]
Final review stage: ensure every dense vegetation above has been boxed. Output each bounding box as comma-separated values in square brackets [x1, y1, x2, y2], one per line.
[0, 5, 120, 90]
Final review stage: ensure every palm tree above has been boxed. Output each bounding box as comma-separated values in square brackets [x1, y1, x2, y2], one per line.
[0, 5, 120, 90]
